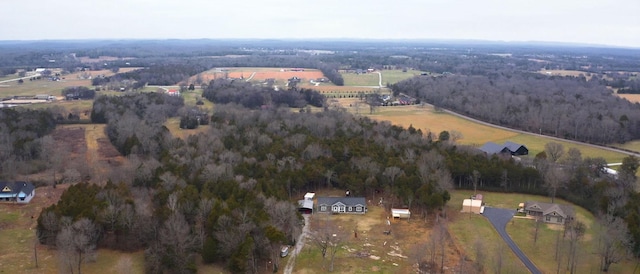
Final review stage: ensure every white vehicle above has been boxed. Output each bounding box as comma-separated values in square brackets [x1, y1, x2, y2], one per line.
[280, 246, 290, 257]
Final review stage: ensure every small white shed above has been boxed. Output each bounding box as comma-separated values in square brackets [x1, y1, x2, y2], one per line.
[391, 208, 411, 219]
[304, 192, 315, 201]
[462, 199, 483, 214]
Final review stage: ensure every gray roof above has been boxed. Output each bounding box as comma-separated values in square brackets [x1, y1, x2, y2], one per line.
[524, 201, 574, 218]
[479, 142, 510, 154]
[505, 141, 527, 153]
[480, 141, 527, 155]
[317, 197, 366, 207]
[298, 199, 314, 210]
[0, 181, 35, 196]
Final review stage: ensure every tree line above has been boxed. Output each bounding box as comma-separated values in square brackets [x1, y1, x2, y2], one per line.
[202, 79, 325, 109]
[391, 73, 640, 144]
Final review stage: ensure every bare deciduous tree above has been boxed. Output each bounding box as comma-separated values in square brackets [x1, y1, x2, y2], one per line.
[544, 142, 565, 163]
[57, 218, 99, 274]
[597, 206, 632, 272]
[544, 168, 567, 203]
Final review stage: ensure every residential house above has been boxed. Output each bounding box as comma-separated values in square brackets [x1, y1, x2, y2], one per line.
[523, 201, 574, 225]
[0, 181, 35, 204]
[316, 197, 366, 214]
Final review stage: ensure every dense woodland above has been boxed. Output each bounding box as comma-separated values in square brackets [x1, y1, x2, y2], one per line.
[392, 73, 640, 144]
[202, 79, 325, 109]
[0, 40, 639, 272]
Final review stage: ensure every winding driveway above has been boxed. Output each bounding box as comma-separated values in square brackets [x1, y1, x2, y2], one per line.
[482, 207, 541, 274]
[283, 214, 310, 274]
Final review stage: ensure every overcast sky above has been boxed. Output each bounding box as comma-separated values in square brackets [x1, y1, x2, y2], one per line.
[2, 0, 639, 48]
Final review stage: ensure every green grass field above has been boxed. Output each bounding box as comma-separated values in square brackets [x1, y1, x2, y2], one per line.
[448, 190, 636, 274]
[379, 70, 426, 86]
[341, 72, 380, 86]
[357, 103, 631, 163]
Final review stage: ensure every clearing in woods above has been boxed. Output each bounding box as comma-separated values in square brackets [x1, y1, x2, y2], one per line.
[293, 189, 463, 274]
[0, 124, 140, 273]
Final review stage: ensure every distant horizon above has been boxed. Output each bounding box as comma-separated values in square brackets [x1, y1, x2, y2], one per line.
[3, 0, 639, 48]
[0, 37, 637, 50]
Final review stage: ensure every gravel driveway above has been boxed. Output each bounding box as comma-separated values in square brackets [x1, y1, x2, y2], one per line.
[482, 207, 542, 274]
[283, 214, 310, 274]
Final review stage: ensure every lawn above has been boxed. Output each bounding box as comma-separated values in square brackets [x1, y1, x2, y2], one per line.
[341, 72, 380, 86]
[448, 190, 637, 274]
[379, 70, 426, 86]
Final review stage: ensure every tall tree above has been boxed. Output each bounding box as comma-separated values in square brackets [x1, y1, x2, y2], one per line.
[598, 205, 632, 272]
[544, 142, 565, 163]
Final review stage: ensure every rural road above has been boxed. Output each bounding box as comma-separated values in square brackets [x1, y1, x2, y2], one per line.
[283, 214, 310, 274]
[246, 72, 256, 81]
[0, 74, 40, 84]
[482, 207, 542, 274]
[375, 71, 383, 87]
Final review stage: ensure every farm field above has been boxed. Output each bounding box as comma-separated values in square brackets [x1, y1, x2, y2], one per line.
[341, 71, 380, 86]
[189, 67, 325, 85]
[340, 69, 427, 87]
[379, 69, 427, 86]
[448, 190, 636, 274]
[0, 68, 140, 98]
[617, 93, 640, 103]
[335, 98, 630, 163]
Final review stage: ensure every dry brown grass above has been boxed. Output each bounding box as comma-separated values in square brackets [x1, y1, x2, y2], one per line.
[189, 68, 325, 84]
[294, 189, 463, 274]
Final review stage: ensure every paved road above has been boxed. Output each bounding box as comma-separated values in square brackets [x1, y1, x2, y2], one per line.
[283, 214, 310, 274]
[482, 207, 541, 274]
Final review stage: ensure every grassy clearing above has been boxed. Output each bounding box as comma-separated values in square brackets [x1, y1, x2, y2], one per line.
[341, 72, 380, 86]
[379, 70, 425, 86]
[448, 190, 637, 273]
[165, 117, 210, 140]
[292, 187, 456, 274]
[335, 100, 630, 163]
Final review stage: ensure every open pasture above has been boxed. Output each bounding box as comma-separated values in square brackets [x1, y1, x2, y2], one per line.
[380, 69, 427, 85]
[190, 67, 325, 84]
[335, 98, 630, 163]
[340, 71, 380, 86]
[0, 68, 140, 98]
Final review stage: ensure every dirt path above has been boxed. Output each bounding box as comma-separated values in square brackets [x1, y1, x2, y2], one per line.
[246, 72, 256, 81]
[375, 71, 382, 87]
[283, 214, 310, 274]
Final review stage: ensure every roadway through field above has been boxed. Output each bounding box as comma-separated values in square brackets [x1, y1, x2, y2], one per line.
[375, 71, 382, 87]
[482, 207, 542, 274]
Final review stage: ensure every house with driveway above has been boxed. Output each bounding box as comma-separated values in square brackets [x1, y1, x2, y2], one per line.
[523, 201, 574, 225]
[0, 181, 35, 204]
[316, 197, 367, 214]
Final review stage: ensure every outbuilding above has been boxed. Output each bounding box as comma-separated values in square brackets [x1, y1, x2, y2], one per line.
[461, 199, 483, 214]
[391, 208, 411, 219]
